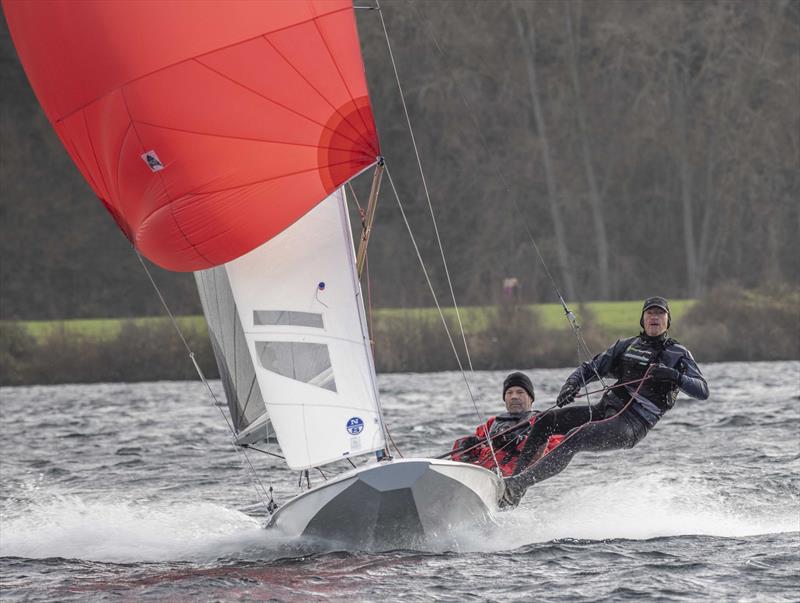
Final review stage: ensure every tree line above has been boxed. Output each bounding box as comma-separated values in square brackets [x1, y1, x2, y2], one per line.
[1, 0, 797, 321]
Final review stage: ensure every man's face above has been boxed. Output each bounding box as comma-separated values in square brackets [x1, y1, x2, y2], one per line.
[643, 307, 669, 336]
[504, 386, 533, 413]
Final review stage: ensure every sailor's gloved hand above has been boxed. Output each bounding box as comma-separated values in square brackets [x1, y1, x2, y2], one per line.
[556, 381, 580, 407]
[461, 436, 481, 451]
[650, 363, 682, 384]
[499, 476, 525, 509]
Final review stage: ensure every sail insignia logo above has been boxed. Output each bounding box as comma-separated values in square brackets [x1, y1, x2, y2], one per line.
[346, 417, 364, 435]
[141, 150, 165, 172]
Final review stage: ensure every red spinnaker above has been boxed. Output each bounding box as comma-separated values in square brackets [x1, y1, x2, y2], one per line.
[3, 0, 380, 271]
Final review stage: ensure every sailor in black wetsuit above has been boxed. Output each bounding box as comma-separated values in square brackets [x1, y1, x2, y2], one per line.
[500, 296, 709, 508]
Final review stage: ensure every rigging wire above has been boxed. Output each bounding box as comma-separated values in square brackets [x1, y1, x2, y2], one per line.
[134, 250, 276, 515]
[384, 423, 405, 459]
[376, 0, 500, 469]
[242, 444, 285, 460]
[385, 164, 501, 473]
[408, 1, 608, 390]
[375, 0, 475, 376]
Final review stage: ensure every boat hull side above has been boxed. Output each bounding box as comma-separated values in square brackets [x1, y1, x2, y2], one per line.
[267, 458, 502, 550]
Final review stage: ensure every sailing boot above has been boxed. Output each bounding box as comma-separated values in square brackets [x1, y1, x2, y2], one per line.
[499, 475, 529, 509]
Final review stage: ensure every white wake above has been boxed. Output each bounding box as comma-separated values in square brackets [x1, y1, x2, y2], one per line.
[486, 470, 799, 551]
[0, 492, 273, 563]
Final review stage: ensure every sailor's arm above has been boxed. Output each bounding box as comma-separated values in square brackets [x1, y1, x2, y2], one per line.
[676, 351, 709, 400]
[652, 347, 709, 400]
[556, 339, 628, 406]
[569, 338, 628, 385]
[453, 426, 485, 461]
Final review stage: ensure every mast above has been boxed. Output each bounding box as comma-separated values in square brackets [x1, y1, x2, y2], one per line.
[356, 159, 385, 279]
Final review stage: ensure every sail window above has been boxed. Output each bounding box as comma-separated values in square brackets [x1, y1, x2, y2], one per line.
[253, 311, 324, 329]
[255, 341, 336, 392]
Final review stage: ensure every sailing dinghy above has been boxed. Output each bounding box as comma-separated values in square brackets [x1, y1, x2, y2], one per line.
[4, 0, 503, 548]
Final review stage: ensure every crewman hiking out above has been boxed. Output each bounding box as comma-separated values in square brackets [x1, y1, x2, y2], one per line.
[452, 372, 564, 476]
[500, 296, 709, 507]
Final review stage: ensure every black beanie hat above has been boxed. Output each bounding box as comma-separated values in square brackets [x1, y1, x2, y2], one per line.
[503, 371, 534, 400]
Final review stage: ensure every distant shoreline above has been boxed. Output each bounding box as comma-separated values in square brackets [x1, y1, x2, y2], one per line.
[11, 299, 695, 341]
[2, 293, 797, 386]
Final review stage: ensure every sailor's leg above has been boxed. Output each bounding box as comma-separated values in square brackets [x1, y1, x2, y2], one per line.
[501, 409, 649, 507]
[513, 405, 596, 475]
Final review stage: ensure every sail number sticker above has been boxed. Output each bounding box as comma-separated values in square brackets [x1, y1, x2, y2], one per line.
[141, 150, 165, 172]
[346, 417, 364, 435]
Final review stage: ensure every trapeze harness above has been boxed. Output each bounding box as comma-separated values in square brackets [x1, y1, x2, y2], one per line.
[509, 332, 709, 488]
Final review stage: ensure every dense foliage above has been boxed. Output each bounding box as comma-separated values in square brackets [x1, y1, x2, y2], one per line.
[1, 286, 795, 385]
[1, 1, 798, 320]
[681, 285, 800, 361]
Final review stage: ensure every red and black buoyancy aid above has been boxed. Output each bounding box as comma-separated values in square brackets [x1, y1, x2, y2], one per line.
[452, 411, 564, 477]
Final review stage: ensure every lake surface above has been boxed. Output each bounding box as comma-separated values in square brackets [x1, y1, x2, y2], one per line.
[1, 362, 798, 601]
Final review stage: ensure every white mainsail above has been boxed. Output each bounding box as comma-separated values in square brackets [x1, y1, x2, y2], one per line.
[197, 188, 386, 469]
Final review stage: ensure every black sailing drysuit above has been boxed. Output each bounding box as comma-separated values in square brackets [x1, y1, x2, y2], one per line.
[502, 331, 708, 506]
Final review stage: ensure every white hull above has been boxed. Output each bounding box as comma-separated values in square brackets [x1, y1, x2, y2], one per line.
[266, 458, 503, 550]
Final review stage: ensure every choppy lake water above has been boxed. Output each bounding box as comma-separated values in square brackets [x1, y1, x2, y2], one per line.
[1, 362, 798, 601]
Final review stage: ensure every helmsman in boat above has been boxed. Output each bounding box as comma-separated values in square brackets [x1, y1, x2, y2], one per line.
[451, 372, 563, 476]
[500, 296, 709, 507]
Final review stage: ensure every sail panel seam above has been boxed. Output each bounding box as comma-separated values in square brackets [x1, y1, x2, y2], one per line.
[310, 12, 375, 145]
[132, 119, 370, 152]
[133, 157, 369, 234]
[81, 109, 114, 217]
[51, 6, 355, 124]
[113, 122, 135, 207]
[194, 55, 368, 150]
[120, 87, 215, 266]
[261, 35, 375, 153]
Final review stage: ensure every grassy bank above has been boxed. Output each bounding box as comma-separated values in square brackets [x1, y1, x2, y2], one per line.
[18, 299, 694, 343]
[1, 292, 796, 385]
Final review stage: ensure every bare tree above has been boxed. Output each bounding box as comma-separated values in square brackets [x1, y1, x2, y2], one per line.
[512, 1, 576, 301]
[564, 1, 610, 299]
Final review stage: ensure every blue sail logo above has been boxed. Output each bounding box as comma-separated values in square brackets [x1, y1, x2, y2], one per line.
[346, 417, 364, 435]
